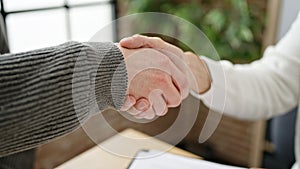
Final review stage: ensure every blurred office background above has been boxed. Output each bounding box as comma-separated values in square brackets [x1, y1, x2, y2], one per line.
[0, 0, 115, 53]
[1, 0, 299, 169]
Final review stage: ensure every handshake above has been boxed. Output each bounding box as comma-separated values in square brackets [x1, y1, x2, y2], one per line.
[118, 35, 211, 119]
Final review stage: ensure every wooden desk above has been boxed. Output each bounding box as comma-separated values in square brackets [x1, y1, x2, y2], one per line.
[56, 128, 200, 169]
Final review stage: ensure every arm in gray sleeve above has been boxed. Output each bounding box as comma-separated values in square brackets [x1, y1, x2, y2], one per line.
[0, 41, 127, 157]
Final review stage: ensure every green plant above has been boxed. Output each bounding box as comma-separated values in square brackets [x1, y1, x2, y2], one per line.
[124, 0, 266, 63]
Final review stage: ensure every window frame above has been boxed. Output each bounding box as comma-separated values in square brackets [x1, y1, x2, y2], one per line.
[0, 0, 118, 45]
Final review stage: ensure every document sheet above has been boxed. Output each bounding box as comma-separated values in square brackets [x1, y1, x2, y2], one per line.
[128, 150, 247, 169]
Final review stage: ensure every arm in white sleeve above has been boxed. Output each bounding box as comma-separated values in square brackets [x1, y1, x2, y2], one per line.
[194, 12, 300, 120]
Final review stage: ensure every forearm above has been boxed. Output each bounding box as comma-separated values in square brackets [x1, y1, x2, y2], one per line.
[0, 41, 127, 156]
[195, 49, 299, 120]
[198, 13, 300, 120]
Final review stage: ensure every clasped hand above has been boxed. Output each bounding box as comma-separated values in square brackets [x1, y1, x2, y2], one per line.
[118, 35, 210, 119]
[117, 35, 189, 119]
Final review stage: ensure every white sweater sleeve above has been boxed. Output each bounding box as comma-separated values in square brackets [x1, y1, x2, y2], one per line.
[194, 12, 300, 120]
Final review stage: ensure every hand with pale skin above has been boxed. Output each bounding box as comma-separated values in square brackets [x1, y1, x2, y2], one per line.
[117, 45, 189, 119]
[183, 52, 211, 94]
[120, 35, 211, 95]
[119, 35, 211, 118]
[119, 35, 198, 119]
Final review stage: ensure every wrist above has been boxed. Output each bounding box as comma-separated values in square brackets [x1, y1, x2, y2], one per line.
[197, 58, 212, 94]
[115, 43, 137, 60]
[184, 52, 212, 94]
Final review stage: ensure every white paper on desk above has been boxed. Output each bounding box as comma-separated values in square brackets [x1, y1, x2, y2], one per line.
[128, 150, 247, 169]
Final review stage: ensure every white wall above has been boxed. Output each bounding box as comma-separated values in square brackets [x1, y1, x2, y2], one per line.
[276, 0, 300, 41]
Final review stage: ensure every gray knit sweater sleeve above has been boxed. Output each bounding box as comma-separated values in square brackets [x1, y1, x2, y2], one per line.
[0, 41, 127, 157]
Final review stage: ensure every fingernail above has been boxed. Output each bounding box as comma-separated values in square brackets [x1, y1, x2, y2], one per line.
[136, 101, 147, 110]
[121, 97, 134, 110]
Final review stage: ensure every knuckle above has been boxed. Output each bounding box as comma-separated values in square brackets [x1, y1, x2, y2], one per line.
[152, 37, 162, 41]
[172, 96, 181, 107]
[181, 76, 189, 89]
[133, 34, 142, 38]
[132, 34, 143, 41]
[153, 71, 170, 83]
[185, 51, 194, 55]
[152, 37, 164, 45]
[167, 93, 181, 107]
[160, 108, 168, 116]
[155, 53, 170, 65]
[160, 57, 170, 67]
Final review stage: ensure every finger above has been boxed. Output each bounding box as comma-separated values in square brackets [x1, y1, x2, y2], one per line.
[126, 107, 142, 116]
[161, 78, 182, 107]
[120, 35, 146, 49]
[125, 48, 189, 99]
[134, 106, 155, 119]
[148, 44, 190, 99]
[185, 51, 197, 57]
[121, 35, 188, 74]
[184, 51, 210, 94]
[149, 89, 168, 116]
[121, 35, 190, 98]
[127, 98, 150, 116]
[121, 34, 190, 77]
[184, 51, 196, 63]
[168, 58, 190, 99]
[135, 98, 150, 112]
[120, 95, 136, 111]
[120, 35, 184, 58]
[162, 53, 189, 99]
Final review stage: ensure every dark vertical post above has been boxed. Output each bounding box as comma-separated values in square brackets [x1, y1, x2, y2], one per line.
[64, 0, 72, 40]
[111, 0, 118, 42]
[0, 0, 8, 40]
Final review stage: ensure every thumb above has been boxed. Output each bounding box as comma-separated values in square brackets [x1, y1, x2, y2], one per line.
[120, 35, 146, 49]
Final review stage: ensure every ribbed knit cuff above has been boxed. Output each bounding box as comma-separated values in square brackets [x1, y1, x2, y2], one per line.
[85, 42, 127, 110]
